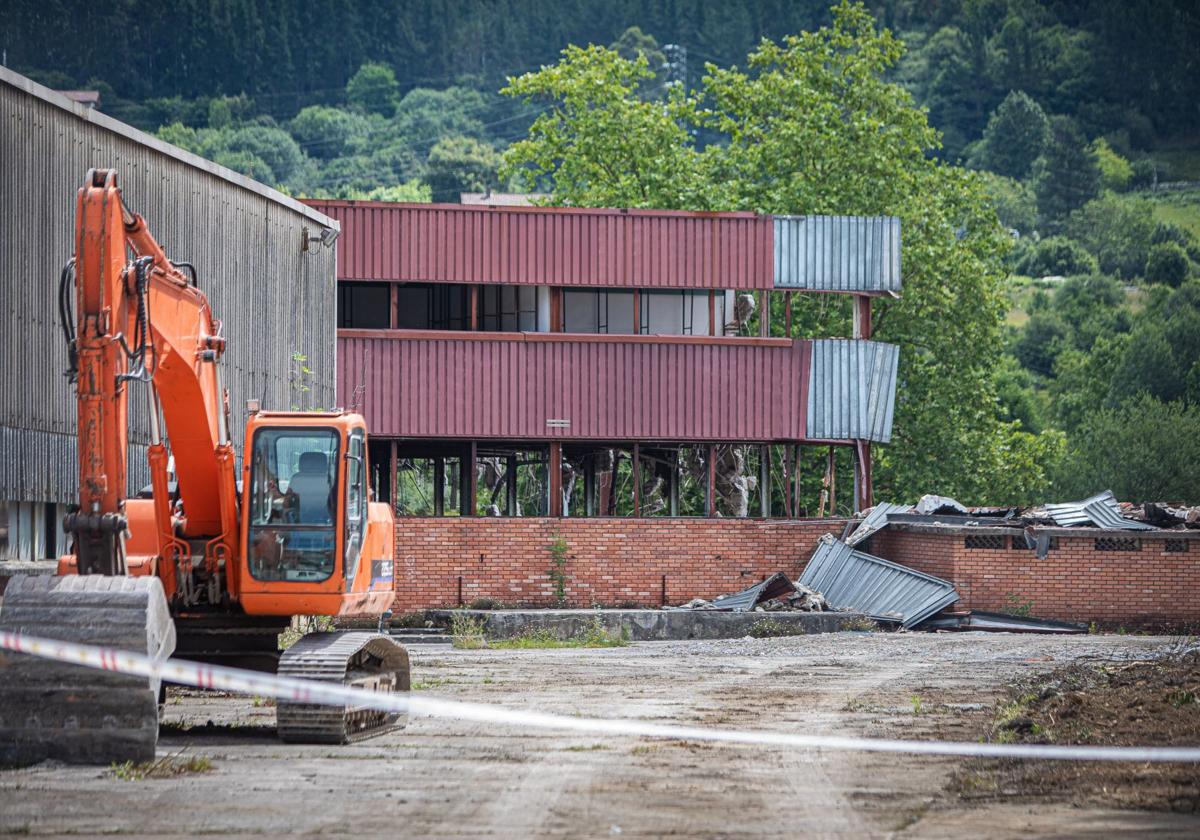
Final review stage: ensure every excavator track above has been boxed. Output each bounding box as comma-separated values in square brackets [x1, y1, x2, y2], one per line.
[275, 631, 410, 744]
[0, 575, 176, 765]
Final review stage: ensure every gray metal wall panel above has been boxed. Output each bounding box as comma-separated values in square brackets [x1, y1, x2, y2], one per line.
[773, 216, 901, 292]
[1, 70, 337, 504]
[0, 427, 149, 505]
[806, 340, 899, 443]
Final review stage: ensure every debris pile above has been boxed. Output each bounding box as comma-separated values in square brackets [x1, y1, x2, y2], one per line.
[670, 572, 830, 613]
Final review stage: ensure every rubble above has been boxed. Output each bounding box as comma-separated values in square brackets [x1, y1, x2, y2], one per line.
[671, 572, 830, 613]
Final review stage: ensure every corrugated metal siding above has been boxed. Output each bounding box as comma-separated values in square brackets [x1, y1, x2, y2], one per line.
[799, 534, 958, 628]
[0, 69, 337, 504]
[338, 333, 811, 441]
[773, 216, 901, 292]
[806, 340, 900, 443]
[0, 427, 149, 505]
[309, 201, 774, 290]
[1044, 491, 1155, 531]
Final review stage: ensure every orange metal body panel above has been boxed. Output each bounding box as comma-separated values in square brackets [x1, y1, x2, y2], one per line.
[61, 170, 395, 628]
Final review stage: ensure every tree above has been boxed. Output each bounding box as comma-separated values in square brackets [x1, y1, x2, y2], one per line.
[392, 87, 491, 144]
[1145, 242, 1190, 288]
[1014, 311, 1068, 375]
[970, 90, 1049, 179]
[1091, 138, 1132, 192]
[1014, 236, 1098, 277]
[610, 26, 667, 95]
[1065, 194, 1156, 278]
[1053, 394, 1200, 502]
[979, 172, 1037, 234]
[220, 125, 305, 186]
[1032, 116, 1100, 232]
[289, 106, 367, 160]
[346, 62, 399, 117]
[503, 1, 1060, 503]
[426, 136, 500, 202]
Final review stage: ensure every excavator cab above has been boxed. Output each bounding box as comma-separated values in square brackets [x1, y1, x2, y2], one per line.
[236, 410, 396, 619]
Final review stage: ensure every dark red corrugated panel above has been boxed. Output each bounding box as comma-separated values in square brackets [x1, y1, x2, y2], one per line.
[307, 201, 774, 290]
[339, 332, 809, 441]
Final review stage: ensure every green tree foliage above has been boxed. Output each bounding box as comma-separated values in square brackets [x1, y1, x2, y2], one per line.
[1014, 236, 1098, 277]
[426, 136, 501, 202]
[1145, 242, 1191, 288]
[392, 87, 492, 144]
[289, 106, 368, 160]
[1066, 194, 1156, 278]
[504, 2, 1060, 503]
[221, 125, 305, 185]
[1054, 394, 1200, 501]
[1013, 310, 1068, 375]
[1091, 138, 1132, 192]
[979, 173, 1037, 234]
[970, 90, 1048, 179]
[1032, 116, 1100, 232]
[346, 62, 400, 117]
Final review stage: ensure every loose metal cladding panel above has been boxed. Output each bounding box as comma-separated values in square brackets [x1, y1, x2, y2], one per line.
[338, 332, 811, 441]
[799, 534, 958, 628]
[0, 67, 338, 504]
[773, 216, 901, 292]
[309, 200, 774, 290]
[806, 339, 900, 443]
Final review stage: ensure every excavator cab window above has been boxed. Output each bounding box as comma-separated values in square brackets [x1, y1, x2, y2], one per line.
[248, 428, 340, 582]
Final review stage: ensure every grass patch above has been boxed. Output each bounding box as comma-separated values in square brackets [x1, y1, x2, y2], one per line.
[110, 753, 214, 781]
[449, 612, 487, 649]
[564, 743, 608, 752]
[411, 677, 455, 690]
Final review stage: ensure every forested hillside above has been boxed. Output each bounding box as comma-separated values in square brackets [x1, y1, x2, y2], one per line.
[3, 0, 1198, 504]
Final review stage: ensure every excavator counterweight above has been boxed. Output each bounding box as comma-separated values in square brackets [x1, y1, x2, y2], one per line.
[0, 170, 408, 764]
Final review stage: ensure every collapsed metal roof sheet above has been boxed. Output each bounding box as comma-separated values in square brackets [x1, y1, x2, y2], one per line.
[806, 340, 899, 443]
[1044, 490, 1156, 531]
[799, 535, 959, 628]
[710, 572, 797, 612]
[773, 215, 901, 292]
[845, 502, 912, 547]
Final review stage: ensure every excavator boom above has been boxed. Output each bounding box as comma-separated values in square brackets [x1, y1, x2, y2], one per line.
[0, 170, 407, 765]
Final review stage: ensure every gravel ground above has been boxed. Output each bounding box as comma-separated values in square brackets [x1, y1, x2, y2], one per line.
[1, 631, 1198, 838]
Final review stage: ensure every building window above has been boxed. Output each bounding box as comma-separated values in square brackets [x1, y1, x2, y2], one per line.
[338, 283, 391, 329]
[964, 534, 1007, 550]
[396, 283, 471, 330]
[1164, 539, 1188, 553]
[1095, 537, 1140, 552]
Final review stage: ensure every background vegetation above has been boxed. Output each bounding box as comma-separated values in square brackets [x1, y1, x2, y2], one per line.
[4, 0, 1198, 505]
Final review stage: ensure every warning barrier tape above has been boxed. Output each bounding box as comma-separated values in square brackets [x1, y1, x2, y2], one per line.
[2, 630, 1199, 763]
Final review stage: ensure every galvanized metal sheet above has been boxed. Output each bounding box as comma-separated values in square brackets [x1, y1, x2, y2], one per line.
[1044, 490, 1155, 531]
[773, 216, 901, 292]
[339, 333, 811, 442]
[0, 427, 150, 504]
[806, 340, 899, 443]
[0, 69, 337, 504]
[709, 572, 797, 611]
[844, 501, 911, 547]
[799, 534, 959, 628]
[309, 201, 774, 290]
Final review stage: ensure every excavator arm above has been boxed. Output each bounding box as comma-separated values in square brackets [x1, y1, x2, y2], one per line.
[64, 169, 240, 595]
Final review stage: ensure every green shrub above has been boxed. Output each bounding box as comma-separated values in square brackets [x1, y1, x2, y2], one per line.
[1015, 236, 1098, 277]
[1145, 242, 1191, 287]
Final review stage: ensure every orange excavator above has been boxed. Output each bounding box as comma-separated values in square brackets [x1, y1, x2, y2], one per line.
[0, 170, 409, 765]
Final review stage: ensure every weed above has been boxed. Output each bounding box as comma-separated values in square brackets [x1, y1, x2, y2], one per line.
[1168, 689, 1196, 708]
[748, 618, 806, 638]
[910, 695, 924, 715]
[564, 744, 608, 752]
[449, 612, 487, 649]
[411, 677, 454, 690]
[1003, 592, 1035, 618]
[251, 696, 274, 708]
[630, 744, 657, 755]
[547, 536, 570, 606]
[111, 752, 214, 781]
[490, 617, 628, 649]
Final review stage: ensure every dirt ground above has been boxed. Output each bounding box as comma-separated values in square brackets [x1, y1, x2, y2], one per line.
[1, 632, 1198, 838]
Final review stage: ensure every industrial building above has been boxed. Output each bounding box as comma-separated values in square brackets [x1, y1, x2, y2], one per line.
[0, 67, 339, 562]
[308, 199, 903, 609]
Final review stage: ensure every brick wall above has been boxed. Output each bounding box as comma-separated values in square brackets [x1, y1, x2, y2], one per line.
[391, 517, 848, 611]
[873, 529, 1200, 628]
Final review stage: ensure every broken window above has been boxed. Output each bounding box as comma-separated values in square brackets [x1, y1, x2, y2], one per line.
[475, 444, 548, 515]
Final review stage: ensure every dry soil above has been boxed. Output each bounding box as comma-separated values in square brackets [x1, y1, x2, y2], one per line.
[1, 632, 1198, 838]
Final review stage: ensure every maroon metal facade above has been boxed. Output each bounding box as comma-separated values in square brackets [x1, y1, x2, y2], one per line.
[308, 201, 774, 290]
[339, 332, 810, 442]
